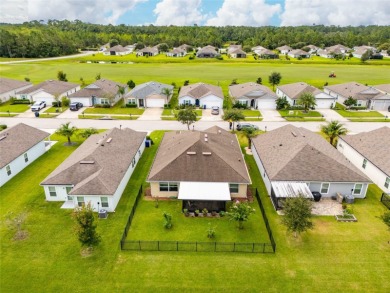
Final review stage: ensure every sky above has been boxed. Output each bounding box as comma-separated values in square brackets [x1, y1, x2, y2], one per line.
[1, 0, 389, 27]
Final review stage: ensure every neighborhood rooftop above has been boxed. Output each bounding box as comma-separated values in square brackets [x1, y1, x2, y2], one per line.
[325, 82, 383, 100]
[0, 123, 49, 169]
[0, 77, 32, 94]
[251, 124, 370, 182]
[16, 80, 79, 95]
[126, 81, 173, 99]
[41, 128, 146, 195]
[69, 79, 126, 98]
[277, 82, 322, 99]
[179, 83, 223, 99]
[229, 82, 276, 98]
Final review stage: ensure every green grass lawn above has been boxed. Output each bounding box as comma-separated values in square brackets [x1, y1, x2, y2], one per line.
[1, 129, 390, 292]
[0, 113, 18, 117]
[241, 109, 261, 117]
[37, 113, 58, 118]
[278, 109, 325, 121]
[0, 100, 30, 113]
[161, 109, 202, 116]
[83, 102, 144, 115]
[335, 109, 384, 117]
[78, 114, 138, 120]
[43, 106, 69, 113]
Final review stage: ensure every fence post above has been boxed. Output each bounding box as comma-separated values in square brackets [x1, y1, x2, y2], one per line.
[252, 243, 255, 253]
[139, 240, 141, 250]
[177, 241, 178, 251]
[196, 242, 197, 252]
[214, 242, 216, 252]
[233, 242, 235, 252]
[158, 241, 160, 251]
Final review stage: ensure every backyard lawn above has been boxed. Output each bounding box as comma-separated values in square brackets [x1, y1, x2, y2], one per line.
[1, 129, 389, 292]
[0, 100, 30, 113]
[278, 109, 325, 121]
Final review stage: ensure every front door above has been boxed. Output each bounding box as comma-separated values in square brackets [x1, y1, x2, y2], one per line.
[195, 99, 200, 107]
[67, 195, 73, 201]
[139, 99, 144, 107]
[250, 99, 255, 108]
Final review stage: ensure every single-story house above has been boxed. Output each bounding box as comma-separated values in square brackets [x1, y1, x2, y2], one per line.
[306, 45, 319, 54]
[178, 44, 192, 52]
[99, 43, 110, 51]
[103, 45, 132, 56]
[147, 127, 251, 212]
[251, 45, 266, 55]
[276, 45, 292, 54]
[276, 82, 336, 109]
[0, 123, 50, 187]
[125, 44, 137, 53]
[68, 79, 127, 107]
[196, 45, 219, 58]
[337, 127, 390, 193]
[256, 49, 278, 59]
[166, 48, 186, 57]
[229, 82, 277, 109]
[288, 49, 310, 58]
[324, 82, 390, 110]
[125, 81, 174, 108]
[352, 46, 377, 58]
[251, 125, 371, 210]
[16, 80, 80, 105]
[0, 77, 32, 103]
[136, 46, 159, 56]
[179, 82, 223, 109]
[229, 48, 246, 58]
[41, 127, 147, 212]
[318, 44, 350, 58]
[317, 49, 333, 58]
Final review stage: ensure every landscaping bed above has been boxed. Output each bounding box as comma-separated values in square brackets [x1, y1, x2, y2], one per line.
[335, 214, 358, 222]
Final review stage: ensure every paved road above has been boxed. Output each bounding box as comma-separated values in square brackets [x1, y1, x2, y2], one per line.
[0, 51, 95, 64]
[1, 116, 388, 134]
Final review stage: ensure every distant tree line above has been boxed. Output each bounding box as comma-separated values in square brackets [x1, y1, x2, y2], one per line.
[0, 20, 390, 58]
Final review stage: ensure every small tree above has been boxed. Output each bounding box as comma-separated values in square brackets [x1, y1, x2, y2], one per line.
[281, 195, 313, 238]
[109, 39, 119, 47]
[24, 77, 30, 82]
[95, 73, 101, 80]
[320, 120, 348, 147]
[343, 96, 357, 109]
[275, 96, 290, 110]
[268, 72, 282, 90]
[256, 77, 262, 84]
[228, 201, 255, 229]
[184, 80, 190, 86]
[56, 122, 77, 145]
[297, 92, 317, 112]
[72, 202, 101, 247]
[222, 109, 245, 131]
[380, 211, 390, 231]
[80, 77, 86, 87]
[78, 128, 98, 139]
[163, 212, 172, 229]
[207, 223, 216, 238]
[5, 211, 28, 240]
[57, 70, 68, 82]
[161, 87, 172, 102]
[127, 80, 136, 89]
[361, 50, 372, 62]
[177, 107, 197, 130]
[230, 78, 238, 85]
[158, 43, 169, 52]
[242, 127, 261, 149]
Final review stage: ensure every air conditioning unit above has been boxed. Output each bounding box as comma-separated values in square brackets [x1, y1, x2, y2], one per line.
[98, 209, 108, 219]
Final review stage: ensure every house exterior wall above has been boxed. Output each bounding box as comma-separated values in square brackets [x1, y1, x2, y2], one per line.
[179, 95, 196, 106]
[251, 143, 272, 194]
[18, 86, 80, 105]
[276, 88, 294, 104]
[306, 181, 369, 198]
[69, 97, 92, 107]
[338, 137, 388, 193]
[0, 84, 33, 102]
[315, 92, 336, 109]
[0, 140, 47, 187]
[324, 89, 346, 104]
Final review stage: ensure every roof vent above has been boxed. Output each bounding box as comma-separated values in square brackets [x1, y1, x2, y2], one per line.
[106, 137, 112, 143]
[80, 161, 95, 164]
[0, 135, 6, 141]
[218, 130, 221, 134]
[291, 131, 297, 137]
[279, 143, 283, 146]
[202, 152, 212, 156]
[187, 151, 196, 155]
[204, 134, 208, 138]
[204, 138, 208, 142]
[97, 139, 103, 145]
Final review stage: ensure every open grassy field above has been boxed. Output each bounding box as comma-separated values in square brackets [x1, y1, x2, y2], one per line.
[1, 129, 389, 292]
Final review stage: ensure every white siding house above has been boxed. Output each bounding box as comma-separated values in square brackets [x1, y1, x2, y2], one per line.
[0, 78, 33, 103]
[0, 124, 50, 187]
[179, 83, 223, 109]
[229, 82, 277, 110]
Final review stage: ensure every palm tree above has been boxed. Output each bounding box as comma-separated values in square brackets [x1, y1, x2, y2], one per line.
[161, 87, 172, 104]
[268, 72, 282, 91]
[242, 127, 261, 149]
[297, 92, 317, 113]
[320, 120, 348, 147]
[56, 122, 77, 145]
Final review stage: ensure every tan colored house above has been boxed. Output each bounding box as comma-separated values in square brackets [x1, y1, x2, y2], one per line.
[147, 127, 251, 212]
[276, 45, 292, 54]
[288, 49, 310, 58]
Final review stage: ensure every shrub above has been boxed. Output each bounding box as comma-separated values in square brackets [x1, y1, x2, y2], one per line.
[163, 104, 170, 109]
[0, 124, 7, 131]
[125, 103, 137, 108]
[216, 56, 223, 60]
[10, 98, 31, 105]
[94, 104, 102, 108]
[288, 105, 305, 110]
[232, 101, 248, 109]
[219, 211, 226, 217]
[102, 104, 111, 108]
[52, 101, 62, 107]
[146, 135, 154, 145]
[275, 97, 290, 110]
[207, 223, 216, 239]
[163, 212, 172, 229]
[189, 55, 194, 60]
[202, 208, 208, 216]
[350, 106, 367, 110]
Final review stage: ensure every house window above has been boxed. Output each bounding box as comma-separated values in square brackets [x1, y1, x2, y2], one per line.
[66, 187, 72, 194]
[24, 153, 29, 163]
[127, 98, 136, 105]
[184, 100, 191, 105]
[353, 183, 363, 195]
[77, 197, 85, 207]
[159, 182, 178, 192]
[320, 183, 330, 194]
[229, 184, 239, 193]
[362, 159, 367, 169]
[385, 177, 390, 189]
[138, 150, 141, 156]
[101, 197, 109, 208]
[49, 186, 57, 197]
[6, 165, 11, 176]
[101, 98, 109, 105]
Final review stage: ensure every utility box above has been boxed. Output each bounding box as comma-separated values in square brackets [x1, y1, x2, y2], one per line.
[98, 209, 108, 219]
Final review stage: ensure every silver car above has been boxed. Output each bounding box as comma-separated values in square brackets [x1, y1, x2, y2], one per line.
[211, 106, 220, 115]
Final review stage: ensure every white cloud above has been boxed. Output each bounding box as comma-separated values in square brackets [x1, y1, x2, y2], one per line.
[0, 0, 28, 23]
[21, 0, 146, 25]
[206, 0, 281, 26]
[281, 0, 390, 26]
[154, 0, 204, 26]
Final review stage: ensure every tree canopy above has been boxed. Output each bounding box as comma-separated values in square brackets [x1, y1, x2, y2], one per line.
[177, 107, 197, 130]
[56, 122, 77, 145]
[281, 196, 314, 238]
[222, 109, 245, 131]
[297, 92, 317, 112]
[268, 72, 282, 90]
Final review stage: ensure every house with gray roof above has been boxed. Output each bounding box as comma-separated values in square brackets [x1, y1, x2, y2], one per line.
[229, 82, 277, 109]
[147, 127, 251, 212]
[103, 45, 132, 56]
[276, 45, 292, 54]
[0, 123, 50, 187]
[288, 49, 310, 58]
[337, 127, 390, 193]
[0, 77, 32, 103]
[252, 45, 266, 55]
[179, 82, 223, 109]
[166, 48, 187, 57]
[306, 45, 319, 54]
[125, 81, 173, 108]
[324, 82, 390, 110]
[277, 82, 336, 109]
[318, 44, 350, 58]
[16, 80, 80, 106]
[251, 125, 371, 209]
[256, 48, 278, 59]
[196, 45, 219, 58]
[229, 47, 246, 58]
[136, 46, 159, 56]
[41, 127, 147, 212]
[68, 79, 127, 107]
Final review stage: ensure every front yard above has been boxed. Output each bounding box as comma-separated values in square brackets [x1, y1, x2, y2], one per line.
[241, 109, 263, 121]
[0, 100, 30, 113]
[278, 109, 325, 121]
[161, 108, 202, 120]
[83, 103, 145, 115]
[335, 109, 387, 121]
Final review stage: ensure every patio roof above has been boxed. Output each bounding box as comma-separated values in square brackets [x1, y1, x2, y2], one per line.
[178, 182, 231, 201]
[271, 182, 313, 199]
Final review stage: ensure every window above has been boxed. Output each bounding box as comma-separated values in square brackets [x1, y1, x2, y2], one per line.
[320, 183, 330, 194]
[49, 186, 57, 197]
[127, 98, 136, 105]
[184, 100, 191, 105]
[6, 165, 11, 176]
[101, 197, 109, 208]
[385, 177, 390, 189]
[229, 184, 239, 193]
[67, 195, 73, 201]
[24, 153, 29, 163]
[159, 182, 178, 192]
[101, 98, 109, 105]
[138, 150, 141, 156]
[66, 187, 72, 194]
[77, 197, 85, 207]
[362, 159, 367, 169]
[353, 183, 363, 195]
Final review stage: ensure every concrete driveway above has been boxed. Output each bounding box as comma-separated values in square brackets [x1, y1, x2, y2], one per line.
[260, 109, 285, 122]
[317, 109, 348, 122]
[17, 108, 36, 118]
[57, 108, 82, 119]
[200, 109, 223, 121]
[138, 108, 163, 121]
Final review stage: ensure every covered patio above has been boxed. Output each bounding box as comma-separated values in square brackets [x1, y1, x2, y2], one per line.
[270, 181, 313, 210]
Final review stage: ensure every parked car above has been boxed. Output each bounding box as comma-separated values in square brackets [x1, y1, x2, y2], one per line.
[236, 122, 259, 131]
[388, 105, 390, 112]
[211, 106, 220, 115]
[31, 101, 46, 112]
[70, 102, 83, 111]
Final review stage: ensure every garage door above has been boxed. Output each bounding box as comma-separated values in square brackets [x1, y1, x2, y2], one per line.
[34, 96, 54, 105]
[316, 99, 334, 109]
[373, 100, 390, 111]
[257, 99, 276, 109]
[146, 98, 165, 108]
[70, 97, 92, 107]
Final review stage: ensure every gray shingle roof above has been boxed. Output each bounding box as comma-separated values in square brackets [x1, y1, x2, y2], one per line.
[16, 80, 79, 95]
[289, 49, 310, 56]
[251, 125, 370, 182]
[138, 47, 159, 54]
[179, 83, 223, 99]
[339, 127, 390, 175]
[0, 123, 49, 168]
[276, 45, 292, 51]
[148, 130, 251, 184]
[324, 82, 382, 100]
[277, 82, 322, 100]
[125, 81, 173, 100]
[108, 45, 128, 52]
[69, 79, 126, 98]
[41, 128, 147, 195]
[0, 77, 32, 94]
[229, 82, 276, 100]
[373, 84, 390, 94]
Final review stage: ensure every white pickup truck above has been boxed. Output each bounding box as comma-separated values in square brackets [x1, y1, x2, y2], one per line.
[31, 101, 46, 112]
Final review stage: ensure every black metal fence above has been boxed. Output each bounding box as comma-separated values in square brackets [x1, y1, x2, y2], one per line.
[120, 187, 276, 253]
[380, 193, 390, 209]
